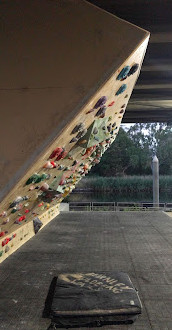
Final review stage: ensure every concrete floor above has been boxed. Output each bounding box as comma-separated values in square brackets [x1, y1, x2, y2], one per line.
[0, 211, 172, 330]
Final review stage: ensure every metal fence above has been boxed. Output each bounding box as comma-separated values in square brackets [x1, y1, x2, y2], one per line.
[69, 202, 172, 212]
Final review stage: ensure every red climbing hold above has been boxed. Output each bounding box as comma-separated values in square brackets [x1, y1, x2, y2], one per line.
[24, 209, 30, 214]
[18, 215, 26, 222]
[56, 150, 67, 161]
[2, 238, 10, 247]
[49, 147, 63, 159]
[38, 202, 44, 207]
[0, 231, 5, 237]
[50, 161, 57, 168]
[108, 101, 115, 107]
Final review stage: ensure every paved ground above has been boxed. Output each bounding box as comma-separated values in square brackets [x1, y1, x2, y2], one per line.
[0, 211, 172, 330]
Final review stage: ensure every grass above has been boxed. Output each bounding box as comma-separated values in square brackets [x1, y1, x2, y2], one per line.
[75, 175, 172, 192]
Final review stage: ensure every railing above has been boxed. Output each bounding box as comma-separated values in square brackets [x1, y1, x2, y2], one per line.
[69, 202, 172, 212]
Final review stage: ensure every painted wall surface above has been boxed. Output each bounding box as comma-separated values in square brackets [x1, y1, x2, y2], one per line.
[0, 0, 149, 262]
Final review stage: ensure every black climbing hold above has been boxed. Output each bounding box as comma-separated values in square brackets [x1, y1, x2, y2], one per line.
[128, 63, 139, 76]
[72, 160, 77, 166]
[107, 124, 112, 132]
[71, 123, 84, 135]
[95, 106, 107, 117]
[76, 129, 87, 140]
[112, 122, 116, 128]
[70, 137, 78, 143]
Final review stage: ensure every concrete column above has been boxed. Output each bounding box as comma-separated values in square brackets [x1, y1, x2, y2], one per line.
[152, 155, 159, 208]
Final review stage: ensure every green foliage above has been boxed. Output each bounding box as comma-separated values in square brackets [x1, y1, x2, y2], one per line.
[76, 175, 172, 192]
[90, 123, 172, 176]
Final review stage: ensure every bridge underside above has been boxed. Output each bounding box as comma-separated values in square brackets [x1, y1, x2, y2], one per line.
[89, 0, 172, 124]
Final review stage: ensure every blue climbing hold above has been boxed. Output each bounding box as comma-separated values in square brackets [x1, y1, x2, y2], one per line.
[116, 84, 127, 96]
[117, 66, 130, 80]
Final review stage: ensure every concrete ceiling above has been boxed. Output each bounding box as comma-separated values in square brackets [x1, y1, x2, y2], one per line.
[88, 0, 172, 123]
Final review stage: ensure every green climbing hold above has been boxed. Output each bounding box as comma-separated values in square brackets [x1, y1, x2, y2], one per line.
[26, 173, 39, 185]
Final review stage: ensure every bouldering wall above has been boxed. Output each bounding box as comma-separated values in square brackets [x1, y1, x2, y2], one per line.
[0, 0, 149, 262]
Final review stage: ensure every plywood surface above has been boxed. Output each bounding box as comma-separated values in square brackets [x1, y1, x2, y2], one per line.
[0, 0, 149, 199]
[0, 0, 149, 262]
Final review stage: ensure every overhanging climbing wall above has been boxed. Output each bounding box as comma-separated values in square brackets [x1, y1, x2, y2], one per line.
[0, 0, 149, 262]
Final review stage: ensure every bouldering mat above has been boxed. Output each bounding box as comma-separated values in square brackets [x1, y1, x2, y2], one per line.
[45, 271, 142, 328]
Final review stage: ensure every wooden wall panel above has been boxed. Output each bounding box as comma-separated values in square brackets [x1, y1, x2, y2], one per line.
[0, 0, 149, 262]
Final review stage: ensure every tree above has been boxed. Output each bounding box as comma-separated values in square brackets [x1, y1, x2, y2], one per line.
[90, 123, 172, 176]
[128, 123, 172, 175]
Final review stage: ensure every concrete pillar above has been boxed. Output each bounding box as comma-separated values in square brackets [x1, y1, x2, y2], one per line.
[152, 155, 159, 208]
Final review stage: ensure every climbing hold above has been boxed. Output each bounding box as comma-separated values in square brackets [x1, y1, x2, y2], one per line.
[112, 122, 116, 128]
[58, 165, 64, 170]
[117, 66, 130, 80]
[63, 167, 70, 171]
[38, 203, 44, 207]
[56, 150, 67, 161]
[93, 127, 98, 135]
[86, 108, 95, 114]
[116, 84, 127, 96]
[5, 246, 10, 253]
[50, 161, 57, 168]
[49, 147, 64, 159]
[11, 208, 17, 214]
[95, 106, 107, 117]
[71, 123, 84, 134]
[79, 139, 87, 144]
[76, 129, 87, 139]
[0, 211, 7, 217]
[128, 63, 139, 76]
[94, 96, 107, 109]
[107, 124, 112, 132]
[29, 185, 35, 191]
[125, 94, 128, 98]
[108, 116, 112, 121]
[40, 182, 49, 191]
[0, 251, 3, 257]
[43, 161, 53, 169]
[24, 209, 30, 214]
[15, 215, 26, 224]
[2, 237, 10, 246]
[108, 101, 115, 107]
[121, 104, 126, 108]
[0, 231, 5, 237]
[83, 164, 89, 171]
[72, 160, 78, 166]
[2, 218, 9, 225]
[10, 196, 28, 208]
[120, 109, 124, 113]
[34, 173, 49, 183]
[26, 174, 39, 185]
[59, 178, 66, 186]
[70, 137, 78, 143]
